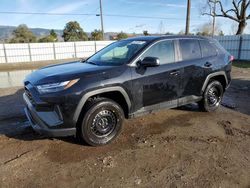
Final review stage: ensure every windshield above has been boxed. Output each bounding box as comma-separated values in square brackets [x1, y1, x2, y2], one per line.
[86, 40, 148, 66]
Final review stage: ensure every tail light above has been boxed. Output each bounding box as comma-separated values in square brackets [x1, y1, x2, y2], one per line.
[229, 55, 234, 62]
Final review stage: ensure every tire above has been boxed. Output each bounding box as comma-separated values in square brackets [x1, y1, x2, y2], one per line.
[77, 97, 124, 146]
[198, 80, 224, 112]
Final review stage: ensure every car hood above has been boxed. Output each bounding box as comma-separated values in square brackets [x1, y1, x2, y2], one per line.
[24, 61, 115, 85]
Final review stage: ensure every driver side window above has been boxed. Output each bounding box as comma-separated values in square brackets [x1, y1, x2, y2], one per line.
[141, 40, 175, 65]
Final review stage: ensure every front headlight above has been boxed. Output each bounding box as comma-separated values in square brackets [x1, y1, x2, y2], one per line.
[36, 79, 79, 94]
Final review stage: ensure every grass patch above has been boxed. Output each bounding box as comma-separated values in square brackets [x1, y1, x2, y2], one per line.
[233, 60, 250, 68]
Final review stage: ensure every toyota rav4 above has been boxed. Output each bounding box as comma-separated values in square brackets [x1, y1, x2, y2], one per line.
[23, 36, 232, 146]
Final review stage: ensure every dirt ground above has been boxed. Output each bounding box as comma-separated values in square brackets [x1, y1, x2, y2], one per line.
[0, 67, 250, 188]
[0, 58, 80, 72]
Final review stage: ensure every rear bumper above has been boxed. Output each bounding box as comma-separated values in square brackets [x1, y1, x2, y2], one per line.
[23, 93, 76, 137]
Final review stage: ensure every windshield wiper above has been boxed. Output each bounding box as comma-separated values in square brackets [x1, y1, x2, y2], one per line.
[86, 61, 97, 65]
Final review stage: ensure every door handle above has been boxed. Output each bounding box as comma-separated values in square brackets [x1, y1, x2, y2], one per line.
[204, 62, 212, 68]
[170, 70, 180, 76]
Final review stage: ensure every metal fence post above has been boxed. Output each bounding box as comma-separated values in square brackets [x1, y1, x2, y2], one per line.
[238, 35, 243, 60]
[28, 43, 32, 62]
[53, 43, 56, 60]
[3, 43, 8, 63]
[94, 41, 97, 53]
[74, 42, 77, 58]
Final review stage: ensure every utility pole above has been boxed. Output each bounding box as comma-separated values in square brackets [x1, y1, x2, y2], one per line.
[99, 0, 104, 40]
[212, 0, 216, 36]
[185, 0, 191, 35]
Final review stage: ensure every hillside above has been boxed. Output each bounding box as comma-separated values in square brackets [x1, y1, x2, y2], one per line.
[0, 25, 64, 42]
[0, 25, 147, 42]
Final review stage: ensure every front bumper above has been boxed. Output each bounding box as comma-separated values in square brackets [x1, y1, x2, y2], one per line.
[23, 93, 76, 137]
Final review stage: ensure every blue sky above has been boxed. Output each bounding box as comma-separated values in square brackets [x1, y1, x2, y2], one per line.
[0, 0, 249, 34]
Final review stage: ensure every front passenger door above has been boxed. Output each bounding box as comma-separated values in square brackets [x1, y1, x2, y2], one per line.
[131, 40, 183, 110]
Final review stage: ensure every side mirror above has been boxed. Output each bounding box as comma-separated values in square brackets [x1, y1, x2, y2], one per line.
[140, 57, 160, 67]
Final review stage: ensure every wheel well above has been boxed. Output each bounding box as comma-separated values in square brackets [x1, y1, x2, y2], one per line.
[209, 75, 227, 91]
[77, 91, 129, 125]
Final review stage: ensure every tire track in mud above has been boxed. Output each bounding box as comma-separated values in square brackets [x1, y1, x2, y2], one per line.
[218, 120, 250, 137]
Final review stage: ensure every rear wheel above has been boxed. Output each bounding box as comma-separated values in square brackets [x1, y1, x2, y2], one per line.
[198, 80, 224, 112]
[77, 98, 124, 146]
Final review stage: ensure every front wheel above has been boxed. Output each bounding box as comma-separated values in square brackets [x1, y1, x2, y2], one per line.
[77, 98, 124, 146]
[198, 80, 224, 112]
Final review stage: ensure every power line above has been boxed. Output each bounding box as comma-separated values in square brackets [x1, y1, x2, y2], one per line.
[110, 14, 208, 23]
[79, 7, 100, 25]
[103, 14, 183, 20]
[0, 11, 184, 20]
[0, 11, 94, 16]
[0, 11, 209, 24]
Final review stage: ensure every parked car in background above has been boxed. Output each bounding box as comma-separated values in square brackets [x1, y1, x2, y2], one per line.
[23, 35, 233, 146]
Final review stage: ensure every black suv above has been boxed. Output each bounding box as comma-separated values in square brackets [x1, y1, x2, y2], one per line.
[23, 36, 232, 146]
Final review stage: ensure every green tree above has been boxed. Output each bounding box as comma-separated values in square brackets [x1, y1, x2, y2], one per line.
[50, 29, 57, 39]
[116, 32, 128, 40]
[178, 30, 185, 35]
[39, 29, 58, 42]
[165, 32, 174, 35]
[9, 24, 36, 43]
[62, 21, 88, 42]
[91, 29, 102, 40]
[143, 30, 150, 36]
[38, 35, 56, 42]
[218, 30, 224, 36]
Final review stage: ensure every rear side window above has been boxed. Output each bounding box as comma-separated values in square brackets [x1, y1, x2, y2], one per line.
[141, 40, 175, 65]
[199, 40, 217, 57]
[179, 39, 201, 61]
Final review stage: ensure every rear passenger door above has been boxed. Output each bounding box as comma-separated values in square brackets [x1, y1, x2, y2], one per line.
[178, 39, 205, 98]
[199, 39, 218, 77]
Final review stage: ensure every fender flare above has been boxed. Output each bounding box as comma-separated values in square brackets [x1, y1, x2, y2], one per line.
[73, 86, 131, 123]
[201, 71, 228, 92]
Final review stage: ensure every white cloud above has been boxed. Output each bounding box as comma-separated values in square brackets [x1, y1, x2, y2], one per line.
[18, 0, 33, 10]
[119, 0, 192, 8]
[48, 1, 90, 14]
[19, 0, 29, 4]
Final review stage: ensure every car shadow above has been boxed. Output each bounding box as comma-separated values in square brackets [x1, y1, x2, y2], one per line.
[175, 103, 201, 112]
[0, 88, 79, 145]
[222, 78, 250, 115]
[0, 87, 26, 120]
[176, 78, 250, 116]
[0, 117, 84, 145]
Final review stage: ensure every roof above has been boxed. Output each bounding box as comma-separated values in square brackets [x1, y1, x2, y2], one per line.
[123, 35, 210, 42]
